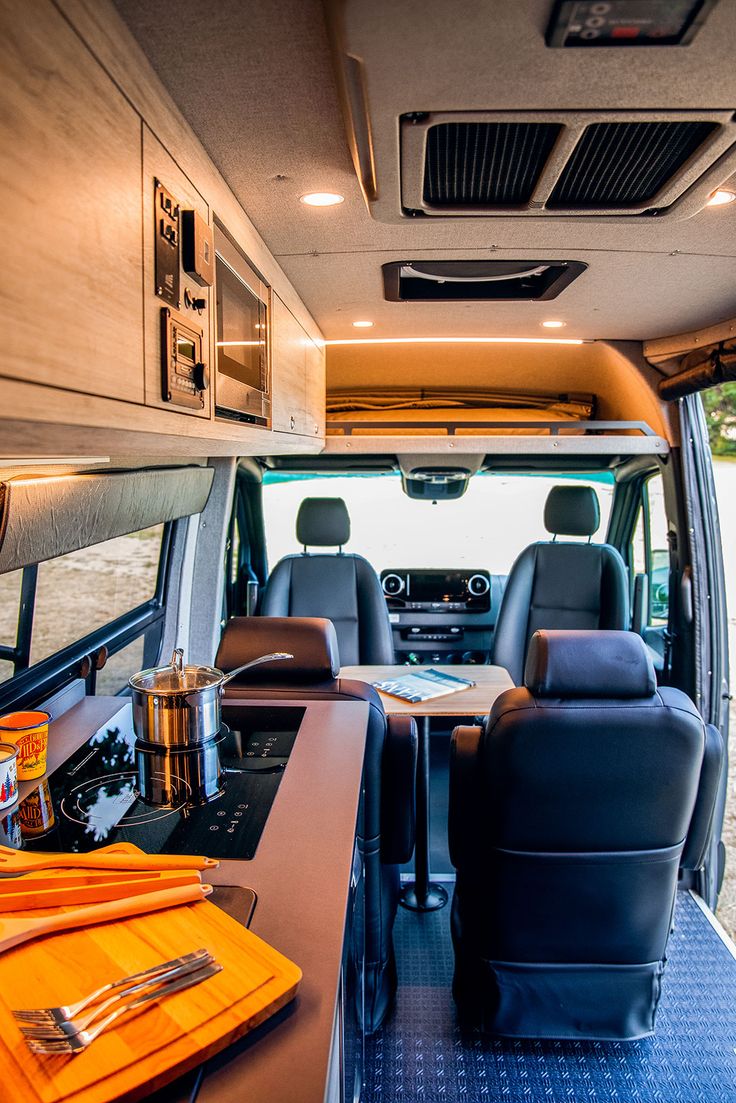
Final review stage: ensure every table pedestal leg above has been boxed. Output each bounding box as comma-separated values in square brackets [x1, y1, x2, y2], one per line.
[400, 716, 448, 912]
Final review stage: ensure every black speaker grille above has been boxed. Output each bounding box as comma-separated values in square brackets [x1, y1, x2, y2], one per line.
[423, 122, 561, 206]
[548, 120, 717, 208]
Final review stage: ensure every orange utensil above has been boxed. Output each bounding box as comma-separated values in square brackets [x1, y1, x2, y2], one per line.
[0, 869, 203, 912]
[0, 844, 218, 876]
[0, 869, 173, 893]
[0, 882, 213, 954]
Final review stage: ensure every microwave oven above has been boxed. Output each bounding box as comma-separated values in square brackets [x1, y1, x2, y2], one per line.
[213, 220, 271, 424]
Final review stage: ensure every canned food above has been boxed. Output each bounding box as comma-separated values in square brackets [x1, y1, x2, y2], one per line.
[0, 711, 51, 780]
[0, 742, 19, 811]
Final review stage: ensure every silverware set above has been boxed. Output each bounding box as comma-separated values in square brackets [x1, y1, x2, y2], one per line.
[14, 948, 222, 1055]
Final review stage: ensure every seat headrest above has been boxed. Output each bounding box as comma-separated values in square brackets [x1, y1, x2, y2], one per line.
[296, 497, 350, 547]
[215, 617, 340, 683]
[544, 485, 600, 537]
[524, 630, 657, 699]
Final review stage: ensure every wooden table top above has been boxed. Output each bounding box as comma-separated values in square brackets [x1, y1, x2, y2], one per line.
[340, 664, 514, 717]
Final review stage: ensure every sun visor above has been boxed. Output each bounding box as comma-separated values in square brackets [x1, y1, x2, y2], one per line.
[0, 466, 214, 573]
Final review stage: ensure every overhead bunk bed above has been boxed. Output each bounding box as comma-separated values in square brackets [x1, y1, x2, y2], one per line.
[323, 388, 669, 454]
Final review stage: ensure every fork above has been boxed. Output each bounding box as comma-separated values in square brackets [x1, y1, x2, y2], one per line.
[25, 961, 223, 1056]
[15, 948, 212, 1031]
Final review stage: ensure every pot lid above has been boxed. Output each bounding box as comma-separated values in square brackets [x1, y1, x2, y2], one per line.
[129, 648, 223, 695]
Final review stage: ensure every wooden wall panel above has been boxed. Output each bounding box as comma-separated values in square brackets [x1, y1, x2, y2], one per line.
[0, 0, 144, 403]
[305, 338, 326, 439]
[272, 294, 307, 434]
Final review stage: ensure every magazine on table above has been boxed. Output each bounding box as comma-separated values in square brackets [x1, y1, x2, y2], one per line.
[373, 668, 476, 704]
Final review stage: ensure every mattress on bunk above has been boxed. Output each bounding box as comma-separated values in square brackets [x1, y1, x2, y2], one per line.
[326, 390, 595, 436]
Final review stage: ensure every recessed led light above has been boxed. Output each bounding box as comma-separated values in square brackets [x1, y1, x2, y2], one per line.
[706, 188, 736, 207]
[299, 192, 345, 207]
[324, 336, 586, 347]
[352, 320, 374, 328]
[541, 320, 565, 328]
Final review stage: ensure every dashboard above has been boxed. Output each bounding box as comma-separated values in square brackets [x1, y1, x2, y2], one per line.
[380, 568, 506, 665]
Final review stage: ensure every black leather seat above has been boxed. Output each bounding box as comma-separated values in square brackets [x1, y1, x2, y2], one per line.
[216, 615, 417, 1033]
[493, 485, 630, 684]
[449, 629, 723, 1041]
[260, 497, 394, 665]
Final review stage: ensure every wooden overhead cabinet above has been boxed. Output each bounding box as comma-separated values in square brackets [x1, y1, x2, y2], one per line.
[272, 294, 325, 437]
[0, 0, 144, 404]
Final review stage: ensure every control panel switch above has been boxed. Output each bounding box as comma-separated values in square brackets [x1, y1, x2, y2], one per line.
[182, 209, 214, 287]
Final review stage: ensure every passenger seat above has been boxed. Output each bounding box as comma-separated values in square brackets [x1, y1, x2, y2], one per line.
[449, 629, 723, 1040]
[261, 497, 394, 665]
[216, 615, 417, 1032]
[493, 485, 629, 684]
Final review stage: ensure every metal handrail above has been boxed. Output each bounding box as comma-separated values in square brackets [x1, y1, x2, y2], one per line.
[329, 419, 657, 437]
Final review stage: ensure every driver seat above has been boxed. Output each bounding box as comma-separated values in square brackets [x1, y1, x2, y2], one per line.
[261, 497, 394, 665]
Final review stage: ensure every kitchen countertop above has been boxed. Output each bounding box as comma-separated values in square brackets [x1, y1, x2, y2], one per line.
[38, 694, 369, 1103]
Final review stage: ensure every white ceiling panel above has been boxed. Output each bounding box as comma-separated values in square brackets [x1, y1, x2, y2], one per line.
[113, 0, 736, 341]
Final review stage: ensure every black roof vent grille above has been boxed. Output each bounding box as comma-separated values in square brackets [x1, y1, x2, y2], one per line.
[402, 111, 735, 218]
[423, 121, 561, 206]
[548, 120, 717, 208]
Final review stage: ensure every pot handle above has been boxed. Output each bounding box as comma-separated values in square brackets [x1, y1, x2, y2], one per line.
[220, 652, 294, 687]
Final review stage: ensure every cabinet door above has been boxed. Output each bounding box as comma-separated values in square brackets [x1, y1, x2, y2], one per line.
[1, 0, 143, 402]
[305, 337, 326, 440]
[271, 294, 307, 434]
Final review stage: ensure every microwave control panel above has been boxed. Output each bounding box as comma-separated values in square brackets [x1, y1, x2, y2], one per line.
[154, 178, 213, 410]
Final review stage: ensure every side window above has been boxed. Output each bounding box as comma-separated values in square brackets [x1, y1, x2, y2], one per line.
[647, 475, 669, 625]
[630, 474, 669, 626]
[0, 525, 168, 699]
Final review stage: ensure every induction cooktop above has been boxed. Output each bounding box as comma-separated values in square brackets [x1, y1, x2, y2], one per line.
[0, 705, 304, 861]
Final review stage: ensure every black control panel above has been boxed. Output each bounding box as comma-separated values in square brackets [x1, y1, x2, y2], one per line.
[154, 178, 213, 412]
[380, 569, 492, 613]
[381, 568, 505, 666]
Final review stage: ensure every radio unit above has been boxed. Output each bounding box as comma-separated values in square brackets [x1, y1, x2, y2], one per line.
[160, 307, 207, 410]
[380, 569, 491, 613]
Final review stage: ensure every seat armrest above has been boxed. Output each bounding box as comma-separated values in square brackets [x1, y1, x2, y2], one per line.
[681, 723, 725, 871]
[449, 725, 483, 871]
[380, 715, 418, 865]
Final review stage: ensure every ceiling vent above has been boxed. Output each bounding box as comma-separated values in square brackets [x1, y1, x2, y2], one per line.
[423, 122, 561, 206]
[382, 260, 586, 302]
[401, 110, 736, 217]
[548, 120, 717, 207]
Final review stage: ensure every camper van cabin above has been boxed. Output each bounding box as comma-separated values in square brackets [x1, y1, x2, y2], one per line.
[0, 2, 735, 1102]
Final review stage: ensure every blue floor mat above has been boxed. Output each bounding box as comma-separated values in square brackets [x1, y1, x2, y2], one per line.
[364, 891, 736, 1102]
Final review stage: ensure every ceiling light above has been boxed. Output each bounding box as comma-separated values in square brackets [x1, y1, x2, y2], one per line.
[706, 188, 736, 207]
[324, 336, 585, 347]
[299, 192, 344, 207]
[352, 320, 374, 328]
[541, 320, 565, 329]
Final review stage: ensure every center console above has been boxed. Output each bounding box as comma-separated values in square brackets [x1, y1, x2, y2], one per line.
[380, 568, 504, 664]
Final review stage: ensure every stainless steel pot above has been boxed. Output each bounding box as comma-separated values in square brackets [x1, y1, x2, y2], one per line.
[129, 648, 293, 747]
[135, 731, 225, 806]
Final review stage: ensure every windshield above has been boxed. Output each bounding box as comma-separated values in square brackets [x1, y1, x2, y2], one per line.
[263, 472, 614, 574]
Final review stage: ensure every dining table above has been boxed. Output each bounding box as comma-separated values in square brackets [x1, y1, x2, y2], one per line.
[340, 664, 514, 911]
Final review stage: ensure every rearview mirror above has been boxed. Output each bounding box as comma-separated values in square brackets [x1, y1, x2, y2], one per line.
[400, 467, 471, 500]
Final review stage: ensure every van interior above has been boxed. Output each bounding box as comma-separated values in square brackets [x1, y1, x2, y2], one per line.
[1, 2, 735, 1101]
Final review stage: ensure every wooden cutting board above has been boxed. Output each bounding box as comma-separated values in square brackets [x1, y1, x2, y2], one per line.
[0, 864, 301, 1103]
